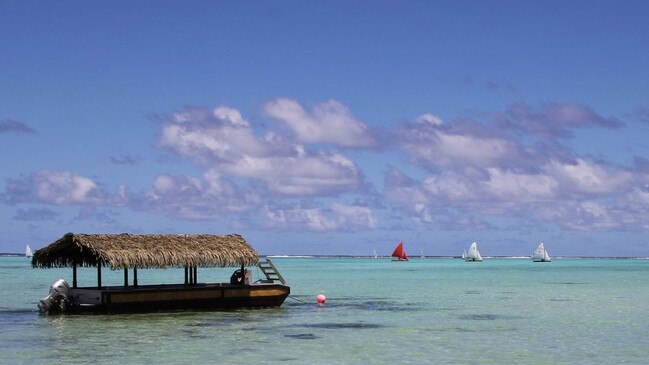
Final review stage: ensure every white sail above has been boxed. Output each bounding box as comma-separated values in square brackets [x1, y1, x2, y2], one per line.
[462, 250, 466, 260]
[373, 249, 378, 259]
[464, 242, 483, 262]
[25, 244, 33, 258]
[532, 242, 550, 262]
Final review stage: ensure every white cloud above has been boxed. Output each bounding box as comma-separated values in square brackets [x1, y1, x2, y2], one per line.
[33, 171, 100, 205]
[2, 170, 129, 208]
[264, 203, 377, 231]
[158, 105, 365, 196]
[263, 98, 377, 147]
[385, 158, 644, 231]
[416, 113, 443, 126]
[505, 103, 623, 138]
[400, 114, 520, 168]
[484, 168, 558, 201]
[532, 200, 619, 231]
[141, 171, 261, 220]
[544, 158, 632, 195]
[331, 203, 378, 229]
[159, 109, 271, 164]
[422, 171, 480, 202]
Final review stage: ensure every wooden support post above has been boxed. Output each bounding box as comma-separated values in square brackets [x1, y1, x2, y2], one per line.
[240, 263, 245, 286]
[133, 267, 138, 287]
[123, 267, 128, 288]
[184, 266, 188, 285]
[97, 264, 102, 289]
[193, 266, 197, 284]
[189, 265, 193, 285]
[73, 263, 78, 288]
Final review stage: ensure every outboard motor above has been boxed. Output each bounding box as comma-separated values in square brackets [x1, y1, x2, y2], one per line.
[38, 279, 72, 314]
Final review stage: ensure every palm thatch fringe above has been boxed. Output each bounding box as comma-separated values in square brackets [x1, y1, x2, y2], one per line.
[32, 233, 260, 270]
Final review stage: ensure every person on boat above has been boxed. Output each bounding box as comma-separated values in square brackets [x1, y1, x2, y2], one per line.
[230, 269, 248, 285]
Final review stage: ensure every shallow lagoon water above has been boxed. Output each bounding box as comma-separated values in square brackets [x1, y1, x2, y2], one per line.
[2, 256, 648, 364]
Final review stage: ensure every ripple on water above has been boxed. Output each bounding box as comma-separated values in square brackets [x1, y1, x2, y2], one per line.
[284, 333, 320, 340]
[458, 313, 524, 321]
[334, 299, 422, 312]
[298, 322, 386, 329]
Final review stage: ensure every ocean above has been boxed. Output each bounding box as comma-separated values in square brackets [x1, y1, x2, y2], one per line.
[1, 256, 648, 364]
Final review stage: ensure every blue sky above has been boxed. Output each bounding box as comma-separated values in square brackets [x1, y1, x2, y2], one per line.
[2, 1, 649, 256]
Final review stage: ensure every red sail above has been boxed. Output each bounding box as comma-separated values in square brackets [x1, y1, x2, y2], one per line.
[391, 242, 408, 260]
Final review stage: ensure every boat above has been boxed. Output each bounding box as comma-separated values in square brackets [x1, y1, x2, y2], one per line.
[32, 233, 290, 314]
[373, 249, 378, 259]
[420, 249, 425, 259]
[531, 242, 551, 262]
[464, 242, 483, 262]
[391, 242, 409, 261]
[461, 250, 466, 260]
[25, 244, 33, 258]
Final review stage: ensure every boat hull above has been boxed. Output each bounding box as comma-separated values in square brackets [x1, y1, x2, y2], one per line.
[65, 283, 290, 314]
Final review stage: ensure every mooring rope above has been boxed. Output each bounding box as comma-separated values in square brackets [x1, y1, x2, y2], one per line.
[288, 295, 310, 304]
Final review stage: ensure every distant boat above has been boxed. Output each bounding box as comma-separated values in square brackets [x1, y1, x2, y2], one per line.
[25, 244, 33, 258]
[391, 242, 409, 261]
[531, 242, 551, 262]
[461, 250, 466, 260]
[420, 249, 425, 259]
[373, 249, 378, 259]
[464, 242, 483, 262]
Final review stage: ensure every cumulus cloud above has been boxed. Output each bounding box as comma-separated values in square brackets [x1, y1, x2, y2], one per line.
[502, 103, 623, 138]
[397, 103, 620, 172]
[384, 167, 489, 229]
[0, 119, 36, 134]
[482, 168, 558, 201]
[397, 114, 529, 169]
[263, 98, 377, 147]
[158, 104, 365, 196]
[386, 163, 649, 231]
[264, 203, 377, 231]
[137, 170, 262, 220]
[387, 103, 647, 231]
[391, 160, 634, 212]
[543, 158, 632, 195]
[2, 170, 123, 205]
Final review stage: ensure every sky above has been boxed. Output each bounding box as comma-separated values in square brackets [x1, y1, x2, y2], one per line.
[1, 1, 649, 256]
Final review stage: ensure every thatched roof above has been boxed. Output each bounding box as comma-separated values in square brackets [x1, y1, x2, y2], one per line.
[32, 233, 259, 269]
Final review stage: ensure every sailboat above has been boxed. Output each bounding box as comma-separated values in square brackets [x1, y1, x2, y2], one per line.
[373, 249, 378, 259]
[25, 244, 33, 258]
[420, 249, 425, 259]
[391, 242, 409, 261]
[461, 250, 466, 260]
[531, 242, 551, 262]
[464, 242, 483, 262]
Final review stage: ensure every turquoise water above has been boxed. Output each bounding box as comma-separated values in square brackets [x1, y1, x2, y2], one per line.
[2, 256, 649, 364]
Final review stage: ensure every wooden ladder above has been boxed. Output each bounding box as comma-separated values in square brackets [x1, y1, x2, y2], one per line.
[257, 259, 286, 285]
